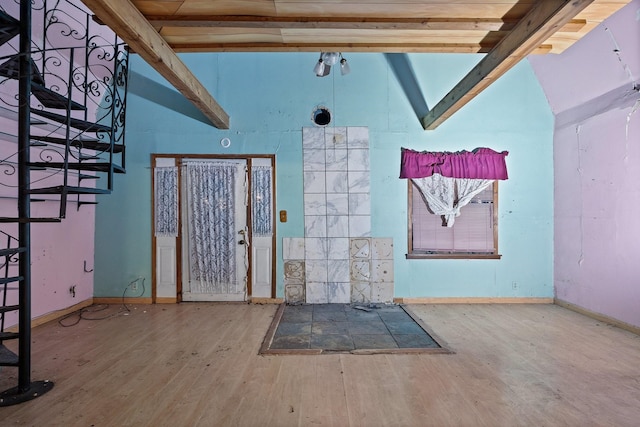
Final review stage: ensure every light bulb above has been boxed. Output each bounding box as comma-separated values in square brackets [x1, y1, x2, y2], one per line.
[340, 58, 350, 75]
[313, 59, 325, 76]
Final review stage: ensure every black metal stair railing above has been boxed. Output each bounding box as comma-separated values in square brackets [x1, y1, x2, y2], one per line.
[0, 0, 129, 221]
[0, 230, 22, 368]
[0, 47, 129, 218]
[0, 0, 128, 406]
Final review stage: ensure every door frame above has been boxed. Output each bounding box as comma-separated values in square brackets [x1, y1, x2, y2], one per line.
[151, 153, 276, 303]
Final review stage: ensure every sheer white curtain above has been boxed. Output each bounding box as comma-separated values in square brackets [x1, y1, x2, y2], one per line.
[412, 174, 493, 227]
[251, 165, 272, 236]
[184, 161, 237, 293]
[154, 166, 178, 237]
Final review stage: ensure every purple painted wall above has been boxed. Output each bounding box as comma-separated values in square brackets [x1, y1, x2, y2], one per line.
[530, 0, 640, 328]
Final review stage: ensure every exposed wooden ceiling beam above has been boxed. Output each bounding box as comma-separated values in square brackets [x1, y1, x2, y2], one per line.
[168, 43, 553, 55]
[151, 16, 515, 31]
[147, 15, 586, 33]
[81, 0, 230, 129]
[421, 0, 593, 130]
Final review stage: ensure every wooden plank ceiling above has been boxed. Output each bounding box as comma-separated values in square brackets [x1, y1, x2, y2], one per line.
[82, 0, 631, 129]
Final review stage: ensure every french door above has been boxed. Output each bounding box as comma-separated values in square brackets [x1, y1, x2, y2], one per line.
[153, 155, 274, 303]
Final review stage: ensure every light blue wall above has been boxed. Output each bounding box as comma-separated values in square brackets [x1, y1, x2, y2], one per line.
[94, 52, 553, 298]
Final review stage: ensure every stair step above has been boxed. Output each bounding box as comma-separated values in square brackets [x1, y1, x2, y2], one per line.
[0, 331, 20, 341]
[0, 56, 45, 85]
[31, 110, 111, 132]
[28, 186, 111, 195]
[30, 142, 48, 147]
[0, 10, 20, 46]
[31, 83, 86, 111]
[0, 276, 22, 285]
[78, 201, 99, 206]
[27, 162, 125, 173]
[0, 305, 20, 314]
[0, 247, 25, 257]
[78, 174, 100, 180]
[0, 217, 62, 223]
[0, 344, 18, 367]
[79, 154, 101, 160]
[29, 135, 125, 153]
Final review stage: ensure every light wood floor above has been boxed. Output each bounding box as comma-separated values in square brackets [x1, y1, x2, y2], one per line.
[1, 303, 639, 426]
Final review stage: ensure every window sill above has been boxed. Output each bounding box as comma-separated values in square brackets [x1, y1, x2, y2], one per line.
[406, 253, 502, 260]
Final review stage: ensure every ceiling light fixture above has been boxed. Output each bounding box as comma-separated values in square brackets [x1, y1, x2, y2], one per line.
[314, 52, 350, 77]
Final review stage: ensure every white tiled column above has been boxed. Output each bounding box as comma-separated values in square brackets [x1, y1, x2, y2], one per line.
[287, 126, 391, 304]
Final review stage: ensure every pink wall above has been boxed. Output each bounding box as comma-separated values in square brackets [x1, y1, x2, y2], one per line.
[0, 0, 119, 327]
[530, 0, 640, 328]
[0, 199, 95, 328]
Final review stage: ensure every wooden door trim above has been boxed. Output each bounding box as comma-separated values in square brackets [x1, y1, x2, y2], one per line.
[151, 153, 276, 303]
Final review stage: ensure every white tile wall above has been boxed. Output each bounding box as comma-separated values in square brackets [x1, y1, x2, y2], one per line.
[283, 260, 305, 285]
[282, 238, 305, 260]
[281, 127, 393, 303]
[285, 284, 305, 304]
[306, 282, 328, 304]
[349, 215, 371, 238]
[327, 193, 349, 215]
[305, 260, 328, 283]
[351, 282, 372, 304]
[327, 282, 350, 303]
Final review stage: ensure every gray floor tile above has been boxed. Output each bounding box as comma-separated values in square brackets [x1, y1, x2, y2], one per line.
[270, 334, 310, 349]
[345, 310, 380, 321]
[281, 311, 313, 323]
[384, 321, 426, 335]
[313, 304, 347, 312]
[348, 320, 388, 335]
[378, 312, 412, 322]
[286, 305, 314, 313]
[270, 304, 441, 351]
[393, 334, 440, 348]
[310, 334, 354, 351]
[274, 322, 312, 336]
[312, 321, 350, 335]
[353, 334, 398, 349]
[314, 311, 348, 322]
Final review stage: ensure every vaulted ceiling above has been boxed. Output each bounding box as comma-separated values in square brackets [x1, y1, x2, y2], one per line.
[80, 0, 631, 130]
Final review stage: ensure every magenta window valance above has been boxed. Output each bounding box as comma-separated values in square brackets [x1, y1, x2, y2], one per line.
[400, 147, 509, 180]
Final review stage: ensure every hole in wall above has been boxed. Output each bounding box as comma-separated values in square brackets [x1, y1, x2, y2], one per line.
[312, 106, 331, 126]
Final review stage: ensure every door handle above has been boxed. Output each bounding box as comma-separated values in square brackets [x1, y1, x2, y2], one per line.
[238, 239, 246, 245]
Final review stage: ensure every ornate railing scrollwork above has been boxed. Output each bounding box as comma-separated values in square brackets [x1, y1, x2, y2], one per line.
[0, 0, 128, 203]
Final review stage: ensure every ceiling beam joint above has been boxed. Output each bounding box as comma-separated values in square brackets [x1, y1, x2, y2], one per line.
[420, 0, 594, 130]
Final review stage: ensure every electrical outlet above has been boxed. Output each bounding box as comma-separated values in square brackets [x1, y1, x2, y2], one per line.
[131, 281, 138, 292]
[512, 281, 518, 290]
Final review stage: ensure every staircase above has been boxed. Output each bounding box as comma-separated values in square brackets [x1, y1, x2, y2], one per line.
[0, 1, 128, 405]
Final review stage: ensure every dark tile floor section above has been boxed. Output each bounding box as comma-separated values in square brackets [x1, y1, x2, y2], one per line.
[270, 304, 441, 351]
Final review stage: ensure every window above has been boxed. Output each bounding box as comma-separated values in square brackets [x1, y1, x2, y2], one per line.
[407, 181, 500, 259]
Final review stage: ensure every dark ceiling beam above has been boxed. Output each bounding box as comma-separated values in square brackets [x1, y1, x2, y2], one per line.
[420, 0, 594, 130]
[81, 0, 230, 129]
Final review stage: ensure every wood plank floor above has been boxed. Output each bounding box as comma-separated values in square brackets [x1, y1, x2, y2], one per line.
[1, 303, 639, 426]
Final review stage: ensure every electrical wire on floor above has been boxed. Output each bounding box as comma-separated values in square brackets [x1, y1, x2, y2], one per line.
[57, 277, 146, 327]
